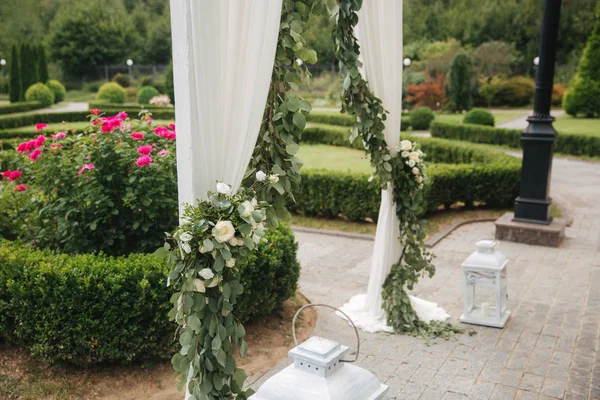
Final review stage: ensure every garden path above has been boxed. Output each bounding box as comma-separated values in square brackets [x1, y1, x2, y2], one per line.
[252, 151, 600, 399]
[498, 110, 565, 130]
[19, 101, 89, 115]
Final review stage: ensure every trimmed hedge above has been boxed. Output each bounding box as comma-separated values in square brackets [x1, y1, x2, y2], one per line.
[25, 83, 54, 107]
[307, 110, 411, 131]
[97, 82, 126, 104]
[0, 224, 299, 366]
[294, 123, 521, 220]
[137, 86, 160, 105]
[463, 108, 495, 126]
[0, 101, 44, 115]
[88, 101, 175, 111]
[430, 122, 600, 158]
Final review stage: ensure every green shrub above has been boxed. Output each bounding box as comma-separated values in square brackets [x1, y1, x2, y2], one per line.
[97, 82, 126, 104]
[430, 121, 600, 157]
[307, 111, 356, 126]
[0, 101, 44, 115]
[137, 86, 160, 104]
[463, 108, 495, 126]
[410, 106, 435, 130]
[448, 52, 473, 112]
[83, 81, 104, 93]
[0, 224, 299, 366]
[166, 61, 175, 105]
[112, 72, 130, 88]
[45, 80, 66, 103]
[37, 44, 49, 84]
[20, 44, 38, 101]
[495, 76, 535, 107]
[9, 45, 20, 103]
[139, 76, 155, 87]
[25, 83, 54, 106]
[563, 3, 600, 117]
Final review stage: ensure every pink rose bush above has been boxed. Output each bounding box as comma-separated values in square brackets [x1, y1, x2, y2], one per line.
[0, 110, 178, 255]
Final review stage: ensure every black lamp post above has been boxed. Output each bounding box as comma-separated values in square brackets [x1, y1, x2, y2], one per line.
[513, 0, 562, 225]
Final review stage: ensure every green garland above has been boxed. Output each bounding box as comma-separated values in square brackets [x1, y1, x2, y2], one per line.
[334, 0, 460, 337]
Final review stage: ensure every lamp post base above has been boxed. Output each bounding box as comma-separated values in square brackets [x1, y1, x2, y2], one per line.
[495, 212, 566, 248]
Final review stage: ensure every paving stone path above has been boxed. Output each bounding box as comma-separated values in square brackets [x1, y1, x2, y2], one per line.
[252, 155, 600, 399]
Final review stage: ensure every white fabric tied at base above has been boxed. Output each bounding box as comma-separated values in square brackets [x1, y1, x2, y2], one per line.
[337, 0, 449, 333]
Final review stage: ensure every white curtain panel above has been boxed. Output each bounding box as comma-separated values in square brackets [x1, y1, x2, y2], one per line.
[169, 1, 283, 397]
[339, 0, 448, 333]
[170, 0, 283, 217]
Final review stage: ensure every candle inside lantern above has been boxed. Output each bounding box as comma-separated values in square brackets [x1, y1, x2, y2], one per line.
[481, 302, 491, 316]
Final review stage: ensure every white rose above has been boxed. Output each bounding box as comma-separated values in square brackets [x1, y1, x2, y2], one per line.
[368, 175, 375, 182]
[417, 150, 424, 156]
[213, 220, 235, 243]
[251, 198, 258, 207]
[401, 151, 409, 158]
[216, 182, 232, 195]
[417, 175, 423, 183]
[198, 268, 214, 280]
[192, 278, 206, 293]
[226, 258, 236, 268]
[412, 167, 420, 175]
[199, 247, 208, 254]
[418, 183, 424, 190]
[407, 159, 416, 168]
[240, 200, 254, 218]
[409, 151, 420, 161]
[400, 140, 412, 151]
[181, 242, 192, 254]
[179, 232, 193, 242]
[256, 171, 267, 181]
[268, 174, 279, 184]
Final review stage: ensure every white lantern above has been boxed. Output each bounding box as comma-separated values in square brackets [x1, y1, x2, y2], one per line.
[250, 304, 388, 400]
[460, 240, 510, 328]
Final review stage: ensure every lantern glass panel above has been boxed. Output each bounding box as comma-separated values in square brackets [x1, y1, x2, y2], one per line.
[465, 271, 498, 318]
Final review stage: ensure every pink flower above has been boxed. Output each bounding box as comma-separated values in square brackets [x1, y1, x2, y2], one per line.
[136, 155, 152, 167]
[145, 115, 153, 124]
[168, 123, 176, 132]
[154, 126, 168, 136]
[130, 132, 145, 141]
[8, 170, 22, 181]
[16, 140, 36, 154]
[77, 163, 94, 175]
[35, 135, 46, 147]
[90, 108, 101, 115]
[137, 145, 152, 155]
[158, 149, 170, 156]
[116, 112, 128, 119]
[29, 149, 42, 161]
[52, 132, 66, 140]
[2, 170, 11, 179]
[50, 143, 62, 149]
[35, 123, 47, 131]
[14, 184, 26, 192]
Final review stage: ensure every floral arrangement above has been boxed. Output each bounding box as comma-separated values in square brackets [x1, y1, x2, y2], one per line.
[0, 109, 178, 255]
[149, 95, 173, 107]
[155, 183, 269, 399]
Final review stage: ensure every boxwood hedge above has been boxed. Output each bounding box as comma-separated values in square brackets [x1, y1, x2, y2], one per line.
[0, 224, 299, 366]
[307, 110, 411, 131]
[430, 121, 600, 158]
[293, 123, 521, 220]
[0, 101, 44, 115]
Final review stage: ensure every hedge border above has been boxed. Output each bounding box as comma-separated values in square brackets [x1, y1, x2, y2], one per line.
[430, 121, 600, 158]
[0, 101, 45, 115]
[307, 110, 411, 130]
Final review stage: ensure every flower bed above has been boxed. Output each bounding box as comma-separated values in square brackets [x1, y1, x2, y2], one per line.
[430, 121, 600, 158]
[0, 223, 298, 366]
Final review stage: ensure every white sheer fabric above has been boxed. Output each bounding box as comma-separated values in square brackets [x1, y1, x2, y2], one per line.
[339, 0, 448, 333]
[169, 1, 283, 397]
[170, 0, 283, 215]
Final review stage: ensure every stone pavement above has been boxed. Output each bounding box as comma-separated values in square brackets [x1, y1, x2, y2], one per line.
[252, 155, 600, 399]
[498, 110, 564, 130]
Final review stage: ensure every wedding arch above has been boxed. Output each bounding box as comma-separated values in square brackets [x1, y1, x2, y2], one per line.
[164, 0, 457, 398]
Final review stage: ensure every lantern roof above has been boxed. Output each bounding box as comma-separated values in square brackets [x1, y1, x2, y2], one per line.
[461, 239, 508, 271]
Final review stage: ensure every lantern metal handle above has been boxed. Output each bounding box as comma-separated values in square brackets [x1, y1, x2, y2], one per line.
[292, 303, 360, 363]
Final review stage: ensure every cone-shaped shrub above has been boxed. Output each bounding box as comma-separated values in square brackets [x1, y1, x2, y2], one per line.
[9, 45, 21, 103]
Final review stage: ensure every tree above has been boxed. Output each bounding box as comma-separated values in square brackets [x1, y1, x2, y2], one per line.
[564, 1, 600, 117]
[37, 44, 49, 83]
[478, 74, 506, 108]
[448, 52, 473, 112]
[49, 0, 132, 79]
[472, 41, 523, 78]
[9, 45, 21, 103]
[406, 71, 447, 110]
[19, 43, 38, 99]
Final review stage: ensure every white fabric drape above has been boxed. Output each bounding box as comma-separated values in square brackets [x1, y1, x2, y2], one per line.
[170, 0, 283, 216]
[169, 1, 283, 397]
[339, 0, 448, 333]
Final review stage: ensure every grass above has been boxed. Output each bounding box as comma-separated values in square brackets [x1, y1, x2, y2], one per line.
[554, 114, 600, 137]
[64, 90, 97, 102]
[297, 143, 373, 174]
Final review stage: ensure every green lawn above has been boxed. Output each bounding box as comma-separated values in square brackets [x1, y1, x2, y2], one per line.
[435, 111, 528, 126]
[297, 144, 372, 174]
[554, 115, 600, 137]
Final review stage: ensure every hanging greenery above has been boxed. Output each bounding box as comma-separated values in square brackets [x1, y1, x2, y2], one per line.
[158, 1, 324, 399]
[334, 0, 460, 337]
